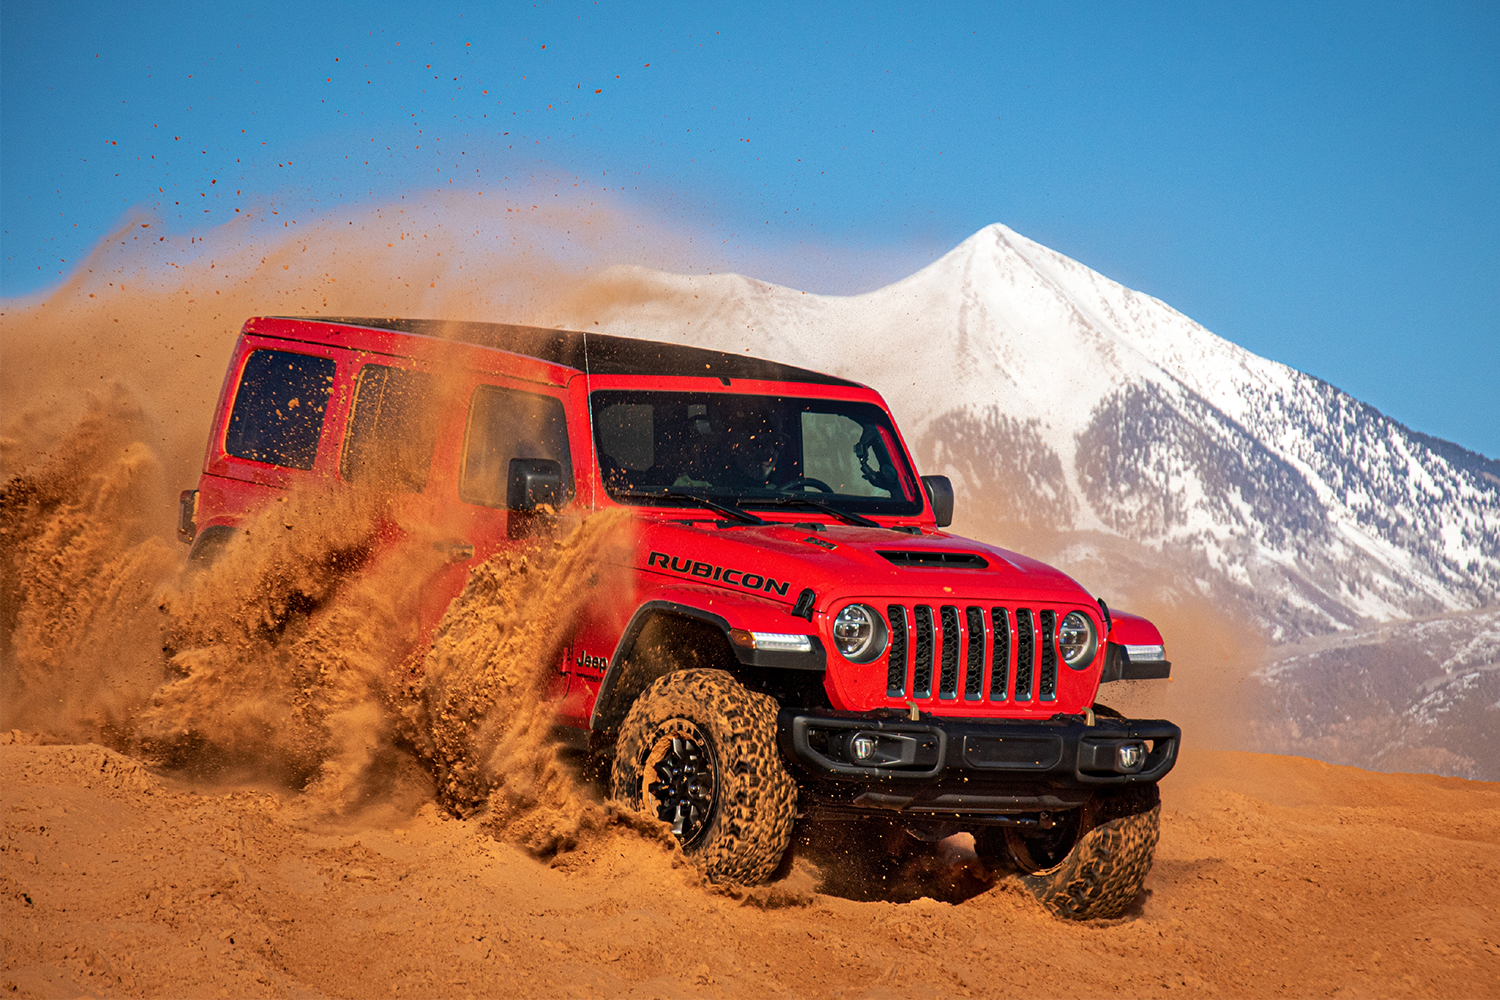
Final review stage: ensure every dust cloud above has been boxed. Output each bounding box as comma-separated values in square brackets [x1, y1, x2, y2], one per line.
[0, 190, 673, 840]
[0, 398, 646, 836]
[140, 485, 428, 799]
[402, 508, 639, 855]
[0, 387, 179, 744]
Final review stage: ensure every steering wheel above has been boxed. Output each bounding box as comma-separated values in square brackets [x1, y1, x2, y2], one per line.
[779, 476, 835, 493]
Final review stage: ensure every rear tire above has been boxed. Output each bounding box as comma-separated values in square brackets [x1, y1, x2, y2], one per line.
[611, 668, 797, 884]
[984, 784, 1161, 920]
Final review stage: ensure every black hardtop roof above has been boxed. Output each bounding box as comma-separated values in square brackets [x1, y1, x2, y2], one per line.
[273, 316, 860, 388]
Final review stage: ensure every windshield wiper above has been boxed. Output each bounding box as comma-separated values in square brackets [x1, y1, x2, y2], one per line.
[743, 495, 882, 528]
[612, 490, 767, 525]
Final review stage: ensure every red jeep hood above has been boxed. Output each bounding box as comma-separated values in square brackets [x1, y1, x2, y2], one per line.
[636, 518, 1093, 606]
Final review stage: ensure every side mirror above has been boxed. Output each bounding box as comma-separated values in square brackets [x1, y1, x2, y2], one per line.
[921, 475, 954, 528]
[507, 458, 563, 512]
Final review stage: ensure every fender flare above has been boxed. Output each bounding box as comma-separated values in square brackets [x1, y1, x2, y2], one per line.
[588, 599, 825, 737]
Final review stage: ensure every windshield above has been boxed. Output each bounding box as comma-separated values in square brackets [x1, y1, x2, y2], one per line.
[590, 390, 924, 516]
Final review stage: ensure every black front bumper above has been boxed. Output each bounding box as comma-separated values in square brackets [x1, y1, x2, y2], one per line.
[776, 709, 1179, 820]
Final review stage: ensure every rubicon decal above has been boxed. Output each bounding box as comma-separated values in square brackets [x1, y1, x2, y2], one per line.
[646, 550, 792, 596]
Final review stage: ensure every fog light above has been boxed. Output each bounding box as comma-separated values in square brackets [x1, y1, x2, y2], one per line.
[1116, 741, 1146, 773]
[851, 734, 878, 762]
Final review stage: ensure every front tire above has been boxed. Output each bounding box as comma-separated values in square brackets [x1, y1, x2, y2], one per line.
[611, 669, 797, 884]
[982, 784, 1161, 919]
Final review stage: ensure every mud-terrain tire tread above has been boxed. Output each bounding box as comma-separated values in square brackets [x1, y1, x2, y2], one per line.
[1014, 784, 1161, 920]
[612, 668, 797, 884]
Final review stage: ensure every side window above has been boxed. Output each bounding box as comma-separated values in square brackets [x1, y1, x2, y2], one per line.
[341, 364, 438, 492]
[224, 349, 336, 470]
[460, 385, 574, 508]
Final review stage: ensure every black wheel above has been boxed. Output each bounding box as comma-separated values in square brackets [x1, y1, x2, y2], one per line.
[779, 476, 835, 493]
[641, 718, 718, 845]
[612, 669, 797, 884]
[979, 785, 1161, 920]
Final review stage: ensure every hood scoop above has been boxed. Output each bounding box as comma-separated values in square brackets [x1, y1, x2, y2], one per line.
[878, 550, 989, 569]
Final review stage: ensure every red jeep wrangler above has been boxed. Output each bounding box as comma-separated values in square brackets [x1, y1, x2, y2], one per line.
[178, 316, 1179, 918]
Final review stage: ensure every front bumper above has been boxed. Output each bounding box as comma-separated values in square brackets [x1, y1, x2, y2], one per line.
[776, 709, 1179, 820]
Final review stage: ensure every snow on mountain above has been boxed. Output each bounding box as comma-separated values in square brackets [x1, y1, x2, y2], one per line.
[550, 223, 1500, 641]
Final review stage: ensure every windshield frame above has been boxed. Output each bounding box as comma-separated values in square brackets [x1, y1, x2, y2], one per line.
[588, 388, 926, 518]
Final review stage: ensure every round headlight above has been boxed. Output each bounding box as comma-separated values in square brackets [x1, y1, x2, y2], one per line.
[832, 604, 889, 663]
[1057, 610, 1097, 669]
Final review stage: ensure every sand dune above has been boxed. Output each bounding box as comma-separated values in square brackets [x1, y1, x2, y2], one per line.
[3, 737, 1496, 999]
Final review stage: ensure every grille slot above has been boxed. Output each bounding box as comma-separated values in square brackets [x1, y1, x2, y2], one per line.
[886, 604, 908, 697]
[912, 606, 935, 699]
[964, 606, 986, 700]
[938, 606, 961, 699]
[989, 607, 1010, 701]
[1038, 609, 1058, 701]
[1014, 608, 1035, 701]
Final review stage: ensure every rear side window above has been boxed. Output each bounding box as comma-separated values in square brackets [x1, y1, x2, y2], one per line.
[225, 349, 336, 469]
[341, 364, 438, 492]
[460, 385, 573, 508]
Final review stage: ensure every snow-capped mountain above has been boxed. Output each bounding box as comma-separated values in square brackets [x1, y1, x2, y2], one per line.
[547, 223, 1500, 641]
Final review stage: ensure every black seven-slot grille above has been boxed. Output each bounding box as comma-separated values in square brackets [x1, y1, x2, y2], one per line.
[884, 603, 1075, 705]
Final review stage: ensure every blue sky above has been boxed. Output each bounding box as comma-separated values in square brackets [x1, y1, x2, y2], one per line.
[3, 1, 1497, 456]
